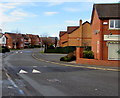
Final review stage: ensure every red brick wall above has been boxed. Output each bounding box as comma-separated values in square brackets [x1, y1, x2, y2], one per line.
[101, 19, 120, 60]
[76, 47, 119, 67]
[60, 32, 68, 47]
[92, 9, 120, 60]
[5, 34, 13, 49]
[82, 23, 92, 46]
[91, 9, 101, 60]
[76, 58, 119, 67]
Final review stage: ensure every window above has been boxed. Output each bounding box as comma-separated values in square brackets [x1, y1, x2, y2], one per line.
[109, 20, 120, 29]
[2, 38, 5, 42]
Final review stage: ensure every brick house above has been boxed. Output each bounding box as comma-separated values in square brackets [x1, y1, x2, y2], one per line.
[0, 33, 7, 46]
[48, 37, 58, 47]
[59, 20, 92, 47]
[76, 3, 120, 66]
[68, 20, 91, 46]
[91, 3, 120, 61]
[22, 34, 31, 47]
[26, 34, 40, 46]
[59, 31, 68, 47]
[5, 32, 24, 49]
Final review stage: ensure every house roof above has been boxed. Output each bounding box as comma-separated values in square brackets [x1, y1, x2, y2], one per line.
[93, 3, 120, 19]
[67, 26, 79, 34]
[22, 34, 30, 40]
[82, 21, 90, 25]
[5, 32, 23, 39]
[59, 31, 67, 37]
[26, 34, 39, 39]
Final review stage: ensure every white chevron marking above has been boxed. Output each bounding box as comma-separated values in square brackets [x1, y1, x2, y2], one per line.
[32, 69, 41, 73]
[19, 69, 28, 74]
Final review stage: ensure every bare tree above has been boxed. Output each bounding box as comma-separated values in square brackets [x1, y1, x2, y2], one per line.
[40, 33, 54, 51]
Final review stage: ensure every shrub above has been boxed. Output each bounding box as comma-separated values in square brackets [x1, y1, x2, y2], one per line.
[34, 45, 41, 48]
[83, 51, 94, 59]
[60, 57, 65, 61]
[29, 45, 34, 48]
[48, 44, 55, 49]
[84, 46, 91, 51]
[0, 46, 10, 53]
[60, 52, 76, 62]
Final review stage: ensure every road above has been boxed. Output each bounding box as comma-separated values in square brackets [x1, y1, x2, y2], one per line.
[1, 48, 119, 97]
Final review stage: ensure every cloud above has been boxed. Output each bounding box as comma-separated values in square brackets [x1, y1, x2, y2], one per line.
[65, 20, 79, 25]
[47, 2, 64, 6]
[0, 2, 37, 24]
[0, 0, 119, 3]
[10, 10, 28, 17]
[44, 12, 59, 16]
[10, 9, 37, 17]
[86, 0, 119, 3]
[63, 7, 80, 12]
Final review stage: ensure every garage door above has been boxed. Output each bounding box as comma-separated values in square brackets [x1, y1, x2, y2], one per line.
[108, 43, 120, 60]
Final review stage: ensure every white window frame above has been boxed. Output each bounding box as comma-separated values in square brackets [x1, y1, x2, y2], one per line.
[109, 19, 120, 30]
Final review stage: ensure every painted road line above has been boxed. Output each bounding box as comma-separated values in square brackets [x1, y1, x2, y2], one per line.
[32, 69, 41, 73]
[32, 53, 120, 72]
[33, 66, 37, 68]
[19, 69, 28, 74]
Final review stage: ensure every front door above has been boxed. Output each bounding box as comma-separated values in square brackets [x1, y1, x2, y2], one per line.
[108, 43, 120, 60]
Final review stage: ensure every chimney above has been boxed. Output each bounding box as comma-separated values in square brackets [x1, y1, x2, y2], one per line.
[79, 20, 82, 26]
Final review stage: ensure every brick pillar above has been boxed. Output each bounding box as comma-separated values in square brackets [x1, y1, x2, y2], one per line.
[76, 47, 84, 58]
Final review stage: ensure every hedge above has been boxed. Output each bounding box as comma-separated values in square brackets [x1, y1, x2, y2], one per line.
[0, 46, 10, 53]
[45, 46, 76, 54]
[60, 52, 76, 62]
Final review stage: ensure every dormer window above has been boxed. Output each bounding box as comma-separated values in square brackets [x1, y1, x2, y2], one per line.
[109, 20, 120, 29]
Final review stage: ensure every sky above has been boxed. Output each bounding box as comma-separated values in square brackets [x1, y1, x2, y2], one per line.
[0, 0, 119, 37]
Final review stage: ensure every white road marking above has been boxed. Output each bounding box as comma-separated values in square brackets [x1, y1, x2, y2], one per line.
[20, 52, 22, 53]
[19, 69, 28, 74]
[33, 66, 37, 68]
[32, 69, 41, 73]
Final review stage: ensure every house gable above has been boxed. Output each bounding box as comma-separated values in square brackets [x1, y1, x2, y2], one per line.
[0, 34, 7, 45]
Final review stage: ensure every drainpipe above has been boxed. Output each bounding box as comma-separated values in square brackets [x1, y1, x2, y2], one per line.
[99, 20, 103, 60]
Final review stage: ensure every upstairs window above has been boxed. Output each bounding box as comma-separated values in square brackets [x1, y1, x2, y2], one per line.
[109, 20, 120, 29]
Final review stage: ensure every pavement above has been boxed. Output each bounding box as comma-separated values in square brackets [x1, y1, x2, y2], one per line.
[32, 48, 120, 72]
[1, 48, 119, 97]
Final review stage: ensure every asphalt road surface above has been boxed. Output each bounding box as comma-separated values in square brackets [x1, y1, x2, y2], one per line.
[1, 49, 119, 97]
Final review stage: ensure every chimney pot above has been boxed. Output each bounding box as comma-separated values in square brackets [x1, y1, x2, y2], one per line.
[80, 20, 82, 26]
